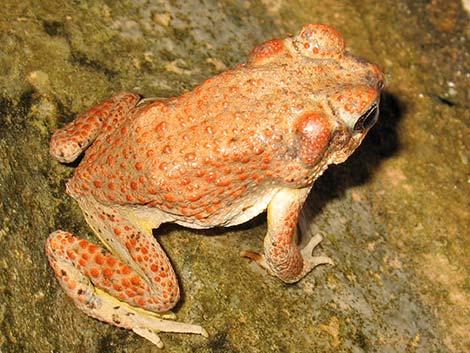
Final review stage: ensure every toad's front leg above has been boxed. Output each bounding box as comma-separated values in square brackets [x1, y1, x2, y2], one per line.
[49, 92, 140, 163]
[243, 188, 333, 283]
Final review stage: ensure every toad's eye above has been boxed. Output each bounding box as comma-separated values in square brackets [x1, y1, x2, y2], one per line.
[353, 103, 379, 132]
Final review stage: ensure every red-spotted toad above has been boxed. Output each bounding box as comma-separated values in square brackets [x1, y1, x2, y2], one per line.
[46, 24, 384, 347]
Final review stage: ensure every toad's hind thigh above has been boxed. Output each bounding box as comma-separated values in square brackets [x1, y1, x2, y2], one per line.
[46, 196, 181, 315]
[45, 228, 207, 347]
[77, 198, 179, 312]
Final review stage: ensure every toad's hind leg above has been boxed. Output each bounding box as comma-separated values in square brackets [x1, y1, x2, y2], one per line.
[45, 200, 207, 348]
[49, 92, 140, 163]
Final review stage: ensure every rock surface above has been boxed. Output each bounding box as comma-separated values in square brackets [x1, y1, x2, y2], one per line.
[0, 1, 468, 352]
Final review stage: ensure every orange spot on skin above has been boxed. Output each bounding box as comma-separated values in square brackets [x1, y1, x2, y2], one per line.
[179, 177, 191, 186]
[135, 162, 143, 170]
[253, 146, 264, 155]
[88, 244, 98, 254]
[67, 279, 77, 290]
[134, 297, 146, 307]
[215, 178, 231, 187]
[103, 268, 113, 278]
[106, 257, 116, 267]
[66, 250, 76, 260]
[189, 193, 201, 202]
[78, 294, 86, 303]
[155, 121, 167, 133]
[90, 268, 100, 278]
[95, 253, 104, 265]
[206, 172, 217, 182]
[184, 152, 196, 161]
[130, 276, 141, 286]
[164, 194, 175, 202]
[206, 206, 216, 214]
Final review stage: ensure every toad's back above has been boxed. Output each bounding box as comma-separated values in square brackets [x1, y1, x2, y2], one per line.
[66, 38, 381, 226]
[67, 68, 316, 224]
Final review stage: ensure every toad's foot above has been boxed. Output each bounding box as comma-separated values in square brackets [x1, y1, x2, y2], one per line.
[242, 234, 333, 283]
[299, 233, 334, 276]
[97, 289, 208, 348]
[90, 288, 208, 348]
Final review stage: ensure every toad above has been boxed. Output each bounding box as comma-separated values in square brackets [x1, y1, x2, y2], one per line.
[46, 24, 384, 347]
